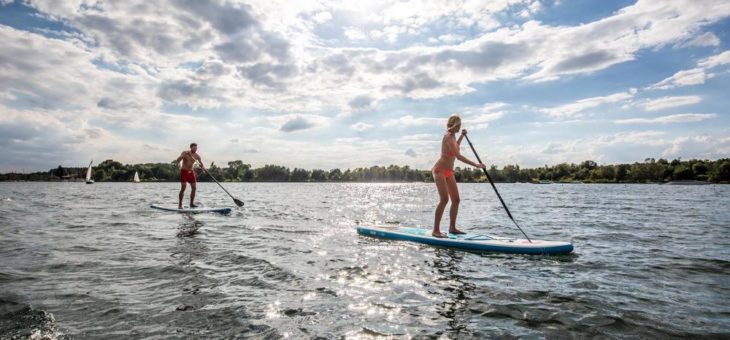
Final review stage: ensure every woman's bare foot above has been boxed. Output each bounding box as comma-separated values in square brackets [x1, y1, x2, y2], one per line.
[449, 228, 466, 235]
[432, 231, 448, 238]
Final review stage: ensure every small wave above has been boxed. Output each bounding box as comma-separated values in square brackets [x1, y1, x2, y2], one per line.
[349, 326, 407, 337]
[65, 245, 102, 252]
[0, 271, 36, 283]
[176, 226, 201, 238]
[258, 225, 317, 235]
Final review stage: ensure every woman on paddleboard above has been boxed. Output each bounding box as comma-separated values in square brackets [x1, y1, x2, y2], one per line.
[432, 114, 486, 238]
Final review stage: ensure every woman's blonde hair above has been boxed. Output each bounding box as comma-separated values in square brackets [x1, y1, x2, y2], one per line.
[446, 114, 461, 131]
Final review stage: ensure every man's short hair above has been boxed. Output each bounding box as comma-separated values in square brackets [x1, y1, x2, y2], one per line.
[190, 143, 197, 148]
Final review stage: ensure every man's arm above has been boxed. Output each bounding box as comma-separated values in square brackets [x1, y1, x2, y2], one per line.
[175, 152, 185, 164]
[195, 155, 205, 171]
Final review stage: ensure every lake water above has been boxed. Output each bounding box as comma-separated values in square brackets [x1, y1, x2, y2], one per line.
[0, 182, 728, 339]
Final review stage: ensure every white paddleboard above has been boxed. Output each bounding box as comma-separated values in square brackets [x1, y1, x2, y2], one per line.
[150, 204, 232, 214]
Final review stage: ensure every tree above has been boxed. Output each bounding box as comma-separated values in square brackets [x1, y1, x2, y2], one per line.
[488, 165, 503, 182]
[710, 160, 730, 182]
[227, 160, 245, 180]
[54, 165, 65, 178]
[7, 157, 728, 183]
[204, 163, 225, 182]
[92, 169, 106, 181]
[311, 169, 327, 182]
[692, 162, 708, 176]
[502, 165, 519, 182]
[615, 164, 629, 182]
[328, 168, 342, 181]
[255, 165, 289, 182]
[672, 165, 694, 181]
[574, 168, 590, 181]
[110, 169, 131, 181]
[290, 168, 310, 182]
[553, 163, 571, 181]
[580, 160, 598, 170]
[98, 159, 124, 170]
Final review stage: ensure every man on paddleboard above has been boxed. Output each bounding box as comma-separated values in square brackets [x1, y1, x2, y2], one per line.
[176, 143, 205, 209]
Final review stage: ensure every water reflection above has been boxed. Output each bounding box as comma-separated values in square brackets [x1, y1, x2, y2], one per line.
[169, 214, 209, 311]
[176, 214, 203, 238]
[431, 249, 476, 337]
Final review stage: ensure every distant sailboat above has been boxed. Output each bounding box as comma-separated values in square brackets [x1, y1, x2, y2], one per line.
[133, 171, 140, 183]
[85, 160, 94, 184]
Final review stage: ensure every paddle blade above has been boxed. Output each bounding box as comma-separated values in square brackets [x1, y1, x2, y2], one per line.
[233, 198, 245, 207]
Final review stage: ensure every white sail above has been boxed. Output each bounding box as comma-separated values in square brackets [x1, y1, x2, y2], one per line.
[85, 160, 94, 183]
[133, 171, 140, 183]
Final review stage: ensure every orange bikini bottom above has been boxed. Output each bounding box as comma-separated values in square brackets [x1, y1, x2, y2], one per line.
[432, 167, 454, 178]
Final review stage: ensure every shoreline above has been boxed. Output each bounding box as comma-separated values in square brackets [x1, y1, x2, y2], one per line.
[1, 180, 726, 184]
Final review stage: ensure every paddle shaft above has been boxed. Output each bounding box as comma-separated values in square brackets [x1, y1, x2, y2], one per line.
[463, 134, 532, 242]
[197, 162, 244, 206]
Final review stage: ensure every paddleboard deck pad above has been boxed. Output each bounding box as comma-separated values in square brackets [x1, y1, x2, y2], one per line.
[150, 204, 232, 214]
[357, 225, 573, 255]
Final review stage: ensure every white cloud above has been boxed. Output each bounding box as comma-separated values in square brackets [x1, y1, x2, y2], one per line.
[647, 68, 709, 90]
[351, 122, 374, 131]
[662, 135, 730, 159]
[13, 0, 728, 114]
[490, 130, 730, 168]
[344, 27, 367, 41]
[271, 114, 330, 132]
[640, 95, 702, 111]
[698, 50, 730, 68]
[648, 50, 730, 89]
[614, 113, 717, 124]
[383, 115, 442, 128]
[540, 89, 636, 119]
[594, 131, 667, 147]
[461, 102, 507, 128]
[680, 32, 721, 47]
[430, 33, 464, 44]
[464, 112, 504, 129]
[312, 11, 333, 24]
[2, 1, 730, 171]
[399, 133, 436, 141]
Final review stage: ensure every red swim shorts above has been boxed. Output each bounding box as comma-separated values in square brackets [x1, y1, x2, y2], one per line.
[180, 169, 197, 184]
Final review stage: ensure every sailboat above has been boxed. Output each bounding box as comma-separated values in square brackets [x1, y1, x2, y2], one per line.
[85, 160, 94, 184]
[133, 171, 140, 183]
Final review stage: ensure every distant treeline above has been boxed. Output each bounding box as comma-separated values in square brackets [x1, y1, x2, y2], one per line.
[1, 158, 729, 183]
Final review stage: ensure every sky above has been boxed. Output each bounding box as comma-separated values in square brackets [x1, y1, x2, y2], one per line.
[0, 0, 729, 172]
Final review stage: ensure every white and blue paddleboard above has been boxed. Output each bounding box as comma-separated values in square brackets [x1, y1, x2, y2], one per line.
[150, 204, 232, 214]
[357, 225, 573, 255]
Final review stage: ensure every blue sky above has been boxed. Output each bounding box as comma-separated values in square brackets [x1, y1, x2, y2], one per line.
[0, 0, 729, 172]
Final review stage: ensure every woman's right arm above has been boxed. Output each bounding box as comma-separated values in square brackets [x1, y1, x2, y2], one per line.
[449, 138, 484, 168]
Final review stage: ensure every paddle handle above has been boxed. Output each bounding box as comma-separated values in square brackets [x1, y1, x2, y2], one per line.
[463, 134, 532, 243]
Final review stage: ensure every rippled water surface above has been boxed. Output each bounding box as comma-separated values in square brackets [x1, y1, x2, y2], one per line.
[1, 182, 728, 339]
